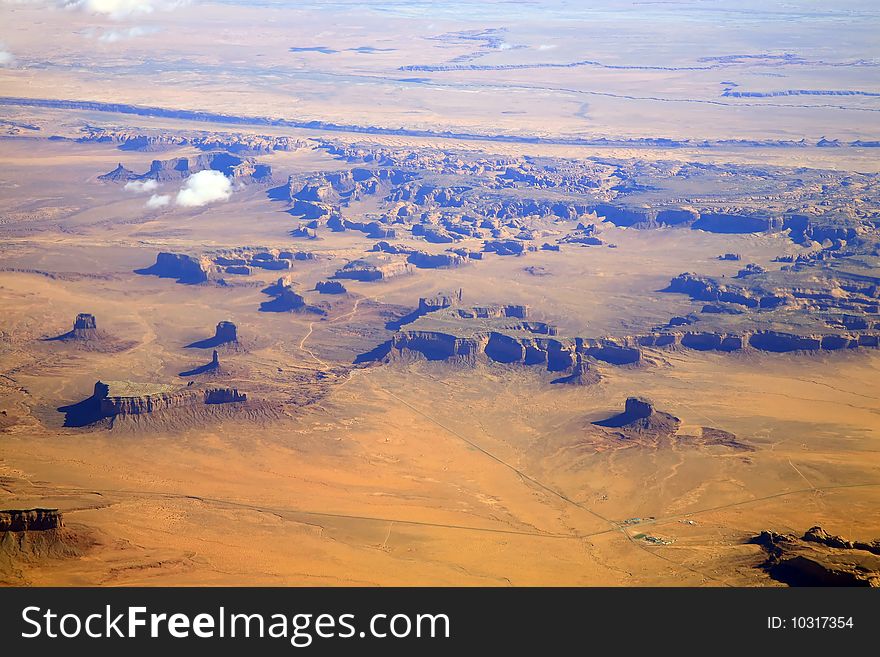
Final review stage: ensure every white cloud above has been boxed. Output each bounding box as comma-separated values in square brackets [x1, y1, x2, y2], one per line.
[537, 44, 557, 51]
[97, 25, 158, 41]
[3, 1, 188, 19]
[146, 193, 170, 209]
[124, 179, 158, 193]
[0, 42, 14, 66]
[175, 170, 232, 208]
[66, 0, 182, 19]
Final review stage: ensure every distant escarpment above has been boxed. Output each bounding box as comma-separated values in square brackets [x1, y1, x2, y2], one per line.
[99, 151, 272, 184]
[752, 526, 880, 587]
[77, 126, 307, 154]
[254, 144, 880, 262]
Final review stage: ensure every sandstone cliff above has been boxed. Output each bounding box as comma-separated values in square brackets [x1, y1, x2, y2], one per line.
[92, 380, 246, 417]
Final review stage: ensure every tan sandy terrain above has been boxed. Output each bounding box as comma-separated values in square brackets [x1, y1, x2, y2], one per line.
[1, 0, 879, 587]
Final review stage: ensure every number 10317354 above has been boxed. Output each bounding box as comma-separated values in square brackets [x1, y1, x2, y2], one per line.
[768, 616, 854, 629]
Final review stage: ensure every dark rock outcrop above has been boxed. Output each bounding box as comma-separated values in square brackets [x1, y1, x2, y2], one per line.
[0, 509, 63, 532]
[752, 527, 880, 587]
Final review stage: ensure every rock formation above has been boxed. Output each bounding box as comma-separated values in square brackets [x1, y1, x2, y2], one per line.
[551, 354, 601, 385]
[291, 225, 318, 239]
[0, 509, 84, 583]
[260, 286, 307, 312]
[0, 509, 63, 532]
[483, 239, 528, 256]
[179, 350, 222, 377]
[659, 264, 880, 353]
[52, 313, 101, 341]
[186, 321, 238, 349]
[333, 257, 413, 282]
[91, 380, 246, 417]
[136, 252, 210, 284]
[594, 397, 681, 435]
[559, 223, 605, 246]
[752, 527, 880, 586]
[100, 152, 272, 184]
[406, 251, 469, 269]
[73, 312, 97, 334]
[316, 280, 347, 294]
[250, 252, 292, 270]
[46, 313, 137, 353]
[584, 399, 751, 450]
[214, 321, 238, 344]
[98, 163, 137, 182]
[260, 279, 324, 314]
[79, 126, 306, 154]
[419, 290, 462, 313]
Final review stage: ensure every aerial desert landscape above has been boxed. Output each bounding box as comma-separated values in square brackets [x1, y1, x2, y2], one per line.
[1, 0, 879, 587]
